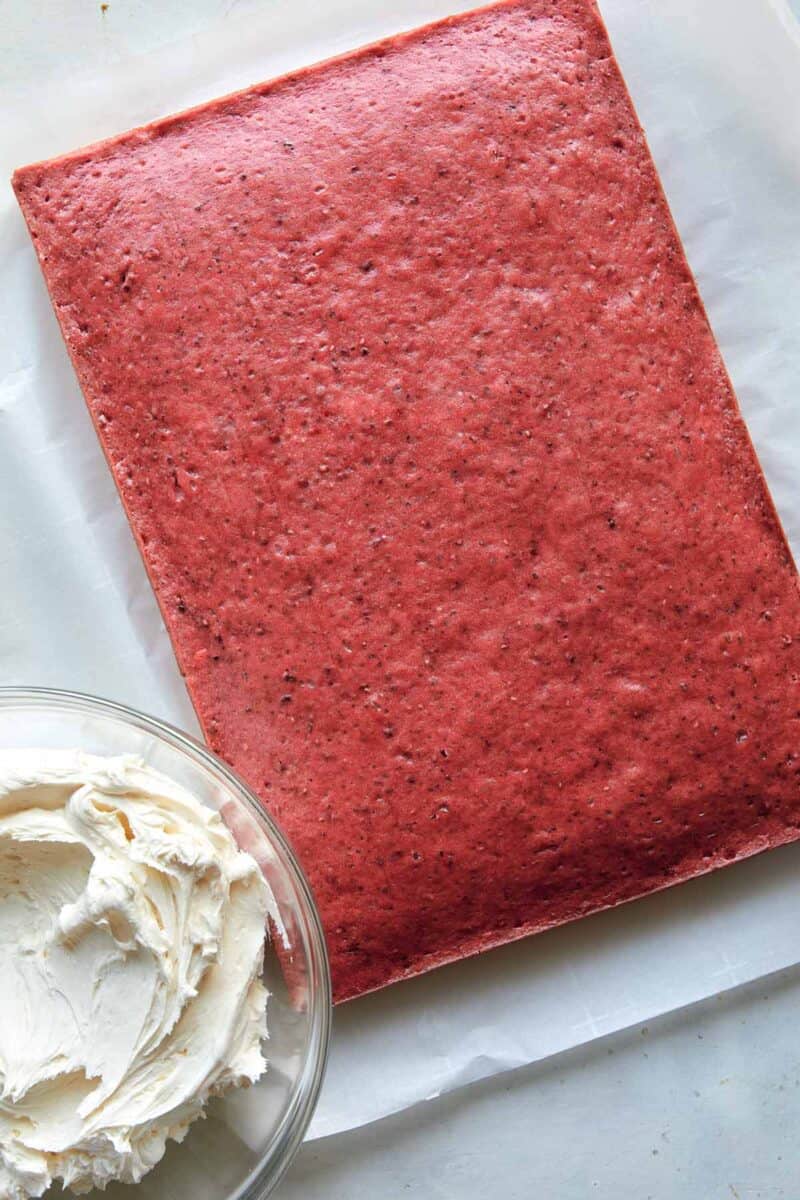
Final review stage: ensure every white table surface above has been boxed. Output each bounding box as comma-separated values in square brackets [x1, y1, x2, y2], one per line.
[3, 2, 800, 1196]
[280, 968, 800, 1200]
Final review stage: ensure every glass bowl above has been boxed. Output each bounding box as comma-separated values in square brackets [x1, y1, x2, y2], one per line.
[0, 687, 331, 1200]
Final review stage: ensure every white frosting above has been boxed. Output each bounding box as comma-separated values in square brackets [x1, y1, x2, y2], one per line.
[0, 750, 272, 1198]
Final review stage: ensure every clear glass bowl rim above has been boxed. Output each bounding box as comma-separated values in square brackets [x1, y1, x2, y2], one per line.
[0, 685, 332, 1200]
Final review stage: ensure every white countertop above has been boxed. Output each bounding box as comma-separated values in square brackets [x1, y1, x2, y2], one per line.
[281, 966, 800, 1199]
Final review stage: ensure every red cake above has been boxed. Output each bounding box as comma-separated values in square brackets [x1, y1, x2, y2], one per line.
[14, 0, 800, 1000]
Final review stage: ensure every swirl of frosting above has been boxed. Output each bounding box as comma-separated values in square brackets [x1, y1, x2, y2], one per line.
[0, 751, 272, 1198]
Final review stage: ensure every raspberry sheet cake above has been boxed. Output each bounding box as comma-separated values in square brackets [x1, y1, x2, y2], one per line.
[14, 0, 800, 1000]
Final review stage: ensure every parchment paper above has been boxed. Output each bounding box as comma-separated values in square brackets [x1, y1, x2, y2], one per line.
[1, 0, 799, 1142]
